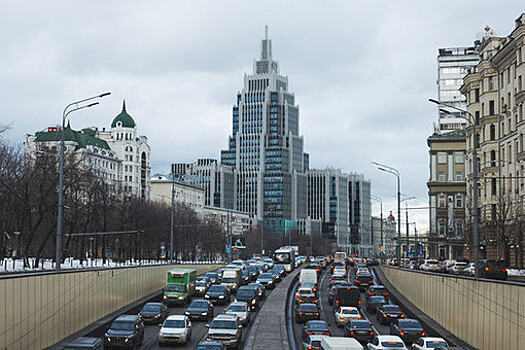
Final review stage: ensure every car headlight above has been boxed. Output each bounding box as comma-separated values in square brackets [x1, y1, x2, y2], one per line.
[178, 296, 185, 300]
[219, 295, 225, 299]
[205, 295, 210, 298]
[159, 332, 164, 337]
[201, 312, 208, 315]
[163, 296, 167, 299]
[105, 337, 111, 342]
[154, 315, 160, 318]
[251, 299, 256, 304]
[184, 311, 190, 315]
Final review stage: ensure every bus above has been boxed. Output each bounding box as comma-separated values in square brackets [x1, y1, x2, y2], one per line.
[273, 247, 295, 272]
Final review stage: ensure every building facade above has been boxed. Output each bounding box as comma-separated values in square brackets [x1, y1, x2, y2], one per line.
[371, 216, 397, 258]
[220, 28, 309, 233]
[150, 175, 205, 211]
[427, 131, 467, 259]
[306, 168, 372, 257]
[172, 158, 234, 209]
[460, 14, 525, 267]
[201, 206, 252, 237]
[437, 47, 479, 133]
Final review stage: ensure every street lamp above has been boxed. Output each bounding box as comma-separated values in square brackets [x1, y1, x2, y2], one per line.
[371, 195, 383, 262]
[429, 98, 480, 278]
[373, 162, 401, 267]
[56, 92, 111, 271]
[401, 196, 416, 258]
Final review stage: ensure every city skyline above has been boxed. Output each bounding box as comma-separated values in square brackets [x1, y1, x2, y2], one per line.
[1, 2, 524, 233]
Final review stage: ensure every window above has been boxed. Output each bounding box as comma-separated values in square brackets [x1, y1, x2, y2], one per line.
[456, 220, 464, 235]
[474, 88, 480, 102]
[456, 171, 463, 181]
[491, 178, 497, 196]
[489, 100, 495, 115]
[455, 152, 464, 164]
[437, 152, 447, 164]
[456, 194, 463, 208]
[438, 172, 445, 182]
[438, 219, 446, 235]
[438, 195, 446, 208]
[490, 150, 496, 167]
[490, 124, 496, 141]
[490, 76, 496, 91]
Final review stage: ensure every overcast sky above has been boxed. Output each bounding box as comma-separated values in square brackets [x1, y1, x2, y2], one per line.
[1, 1, 523, 232]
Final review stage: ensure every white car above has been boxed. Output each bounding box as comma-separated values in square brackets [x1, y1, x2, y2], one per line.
[333, 266, 347, 275]
[419, 259, 441, 272]
[225, 301, 250, 326]
[158, 315, 192, 346]
[463, 263, 475, 276]
[449, 262, 468, 275]
[367, 335, 407, 350]
[356, 267, 370, 275]
[334, 306, 361, 326]
[303, 334, 327, 350]
[411, 337, 449, 349]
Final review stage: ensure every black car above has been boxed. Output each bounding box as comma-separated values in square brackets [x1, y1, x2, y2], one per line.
[205, 272, 219, 284]
[196, 280, 211, 296]
[138, 302, 169, 324]
[185, 299, 214, 321]
[269, 268, 282, 282]
[295, 303, 320, 323]
[354, 273, 374, 291]
[241, 270, 251, 285]
[479, 259, 508, 280]
[246, 266, 259, 279]
[248, 283, 265, 299]
[205, 285, 231, 305]
[301, 320, 331, 340]
[366, 295, 388, 314]
[256, 273, 276, 289]
[235, 286, 260, 310]
[64, 337, 104, 350]
[390, 319, 425, 344]
[104, 315, 144, 348]
[328, 284, 338, 305]
[366, 285, 389, 299]
[344, 319, 374, 343]
[377, 304, 405, 325]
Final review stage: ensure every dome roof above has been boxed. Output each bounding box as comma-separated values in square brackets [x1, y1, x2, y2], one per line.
[111, 100, 136, 128]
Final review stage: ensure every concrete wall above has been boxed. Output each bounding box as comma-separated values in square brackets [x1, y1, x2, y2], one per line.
[0, 264, 222, 350]
[381, 266, 525, 350]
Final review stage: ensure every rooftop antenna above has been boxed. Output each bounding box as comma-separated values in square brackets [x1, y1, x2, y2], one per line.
[265, 25, 268, 40]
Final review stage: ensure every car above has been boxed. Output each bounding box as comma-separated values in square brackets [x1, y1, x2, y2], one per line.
[205, 272, 220, 284]
[269, 268, 282, 282]
[185, 299, 214, 321]
[390, 319, 425, 344]
[463, 263, 475, 276]
[366, 285, 389, 299]
[296, 287, 318, 305]
[334, 285, 361, 309]
[377, 304, 405, 325]
[295, 303, 320, 323]
[205, 284, 231, 305]
[256, 272, 276, 289]
[328, 284, 338, 305]
[449, 261, 468, 275]
[158, 315, 193, 346]
[302, 334, 327, 350]
[356, 267, 370, 275]
[198, 339, 226, 350]
[138, 302, 169, 324]
[334, 306, 361, 326]
[64, 337, 104, 350]
[420, 259, 441, 272]
[411, 337, 449, 349]
[302, 320, 331, 340]
[479, 259, 508, 280]
[344, 319, 374, 344]
[273, 264, 286, 276]
[196, 280, 211, 296]
[333, 266, 347, 276]
[367, 335, 408, 350]
[235, 286, 260, 310]
[206, 314, 243, 349]
[329, 274, 346, 286]
[240, 270, 251, 284]
[248, 282, 265, 299]
[225, 301, 251, 326]
[301, 281, 318, 295]
[104, 314, 144, 348]
[366, 296, 388, 314]
[354, 273, 374, 291]
[246, 266, 259, 279]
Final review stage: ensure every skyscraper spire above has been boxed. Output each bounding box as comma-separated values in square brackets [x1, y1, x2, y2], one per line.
[122, 99, 127, 112]
[256, 25, 278, 74]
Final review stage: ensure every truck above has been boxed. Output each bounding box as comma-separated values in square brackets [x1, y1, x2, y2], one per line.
[163, 268, 196, 306]
[221, 267, 242, 292]
[273, 246, 296, 272]
[299, 268, 318, 286]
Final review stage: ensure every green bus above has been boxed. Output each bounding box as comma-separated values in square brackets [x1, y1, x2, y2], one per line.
[163, 268, 196, 306]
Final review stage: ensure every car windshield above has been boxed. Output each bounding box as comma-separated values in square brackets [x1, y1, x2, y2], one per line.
[299, 304, 318, 312]
[273, 253, 291, 263]
[110, 321, 134, 331]
[163, 319, 186, 328]
[197, 345, 222, 350]
[308, 321, 327, 329]
[205, 273, 217, 279]
[196, 281, 207, 287]
[311, 341, 321, 347]
[259, 273, 272, 279]
[166, 284, 186, 292]
[383, 305, 402, 312]
[142, 304, 161, 312]
[426, 340, 448, 348]
[237, 289, 255, 298]
[350, 320, 371, 328]
[381, 341, 405, 347]
[427, 260, 439, 264]
[399, 320, 422, 328]
[228, 305, 247, 312]
[370, 296, 386, 303]
[190, 300, 209, 308]
[209, 285, 225, 293]
[485, 260, 507, 268]
[342, 309, 358, 315]
[210, 320, 237, 329]
[222, 277, 237, 283]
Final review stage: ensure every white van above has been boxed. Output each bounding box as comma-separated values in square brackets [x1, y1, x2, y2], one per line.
[320, 337, 364, 350]
[300, 268, 318, 285]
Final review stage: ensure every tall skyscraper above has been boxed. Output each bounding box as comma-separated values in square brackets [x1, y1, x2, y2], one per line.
[436, 46, 479, 133]
[221, 27, 309, 233]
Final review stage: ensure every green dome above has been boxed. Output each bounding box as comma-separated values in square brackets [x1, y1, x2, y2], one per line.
[111, 100, 136, 128]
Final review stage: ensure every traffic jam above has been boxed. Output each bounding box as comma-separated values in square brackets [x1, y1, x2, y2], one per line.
[290, 252, 454, 350]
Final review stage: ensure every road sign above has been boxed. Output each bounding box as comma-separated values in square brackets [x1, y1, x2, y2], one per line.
[380, 246, 384, 252]
[233, 247, 238, 252]
[225, 247, 231, 253]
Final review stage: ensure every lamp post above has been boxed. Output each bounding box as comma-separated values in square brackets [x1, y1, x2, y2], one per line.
[371, 195, 383, 262]
[373, 162, 401, 267]
[56, 92, 110, 271]
[429, 98, 479, 278]
[401, 196, 416, 258]
[170, 165, 175, 264]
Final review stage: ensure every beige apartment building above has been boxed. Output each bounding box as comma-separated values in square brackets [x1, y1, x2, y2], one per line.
[460, 14, 525, 267]
[427, 131, 467, 259]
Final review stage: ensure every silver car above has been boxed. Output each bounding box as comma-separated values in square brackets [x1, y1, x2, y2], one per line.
[225, 301, 250, 325]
